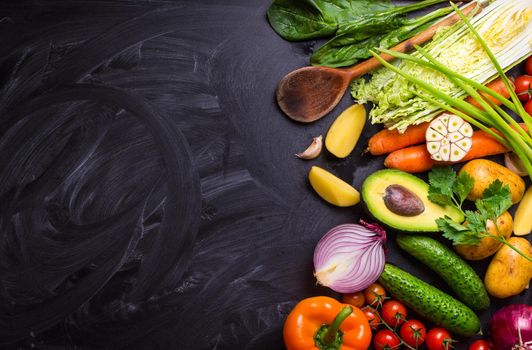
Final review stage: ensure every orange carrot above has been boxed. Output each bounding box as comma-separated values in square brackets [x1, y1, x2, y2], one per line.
[369, 78, 514, 156]
[368, 122, 430, 155]
[465, 77, 515, 111]
[384, 144, 434, 173]
[384, 129, 511, 173]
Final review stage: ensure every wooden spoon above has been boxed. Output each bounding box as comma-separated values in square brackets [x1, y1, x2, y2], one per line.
[277, 2, 480, 123]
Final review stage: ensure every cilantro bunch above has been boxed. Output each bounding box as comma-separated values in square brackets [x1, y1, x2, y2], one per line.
[428, 166, 531, 262]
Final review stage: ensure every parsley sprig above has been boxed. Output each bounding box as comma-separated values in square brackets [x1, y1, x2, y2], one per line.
[428, 166, 532, 263]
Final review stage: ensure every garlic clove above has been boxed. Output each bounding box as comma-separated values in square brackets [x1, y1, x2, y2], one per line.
[447, 115, 464, 133]
[427, 141, 441, 156]
[426, 129, 445, 142]
[450, 143, 467, 162]
[430, 119, 448, 136]
[456, 137, 472, 153]
[448, 131, 465, 143]
[459, 123, 473, 137]
[440, 142, 451, 162]
[296, 135, 323, 160]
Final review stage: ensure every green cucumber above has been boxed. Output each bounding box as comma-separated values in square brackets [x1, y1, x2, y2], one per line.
[396, 235, 489, 311]
[378, 264, 480, 337]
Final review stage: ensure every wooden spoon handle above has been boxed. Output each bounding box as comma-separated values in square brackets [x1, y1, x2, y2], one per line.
[343, 1, 481, 80]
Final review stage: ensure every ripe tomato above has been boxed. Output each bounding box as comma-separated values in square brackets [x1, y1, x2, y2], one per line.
[526, 56, 532, 76]
[374, 329, 400, 350]
[515, 75, 532, 102]
[426, 327, 454, 350]
[362, 307, 381, 330]
[364, 283, 387, 306]
[381, 300, 407, 327]
[400, 319, 427, 347]
[525, 99, 532, 116]
[469, 339, 491, 350]
[342, 292, 365, 308]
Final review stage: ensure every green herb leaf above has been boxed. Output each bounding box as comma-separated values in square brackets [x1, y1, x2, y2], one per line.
[476, 180, 512, 221]
[463, 210, 486, 232]
[453, 171, 474, 206]
[437, 217, 478, 245]
[429, 166, 456, 198]
[427, 191, 454, 207]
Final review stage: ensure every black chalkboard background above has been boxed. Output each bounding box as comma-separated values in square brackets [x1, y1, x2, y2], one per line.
[0, 1, 529, 349]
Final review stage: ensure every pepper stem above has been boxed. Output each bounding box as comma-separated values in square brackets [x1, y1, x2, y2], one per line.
[324, 306, 353, 345]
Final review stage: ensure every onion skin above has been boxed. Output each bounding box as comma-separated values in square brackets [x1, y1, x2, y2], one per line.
[313, 221, 386, 293]
[489, 304, 532, 350]
[504, 152, 528, 176]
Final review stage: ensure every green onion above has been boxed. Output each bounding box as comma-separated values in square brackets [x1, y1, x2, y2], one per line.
[369, 18, 532, 178]
[449, 2, 532, 134]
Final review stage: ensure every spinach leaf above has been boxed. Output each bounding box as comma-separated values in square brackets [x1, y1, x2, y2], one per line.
[311, 35, 382, 67]
[266, 0, 394, 41]
[331, 15, 405, 46]
[311, 6, 451, 67]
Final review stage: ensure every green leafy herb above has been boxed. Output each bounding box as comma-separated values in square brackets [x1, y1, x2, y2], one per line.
[476, 180, 513, 221]
[429, 166, 456, 198]
[428, 166, 512, 245]
[427, 165, 473, 208]
[436, 216, 478, 245]
[453, 172, 475, 207]
[427, 166, 531, 262]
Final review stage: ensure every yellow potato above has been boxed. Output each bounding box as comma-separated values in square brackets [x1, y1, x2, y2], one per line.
[514, 185, 532, 236]
[484, 237, 532, 298]
[308, 166, 360, 207]
[459, 159, 525, 204]
[454, 211, 513, 260]
[325, 104, 366, 158]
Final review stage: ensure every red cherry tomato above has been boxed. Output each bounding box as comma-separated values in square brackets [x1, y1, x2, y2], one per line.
[381, 300, 407, 327]
[342, 292, 365, 308]
[400, 319, 427, 347]
[525, 99, 532, 116]
[364, 283, 387, 306]
[362, 307, 381, 330]
[526, 56, 532, 76]
[374, 329, 401, 350]
[469, 339, 491, 350]
[426, 327, 454, 350]
[515, 75, 532, 102]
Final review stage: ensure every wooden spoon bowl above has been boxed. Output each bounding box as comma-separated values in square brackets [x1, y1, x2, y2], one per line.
[276, 1, 480, 123]
[277, 66, 350, 123]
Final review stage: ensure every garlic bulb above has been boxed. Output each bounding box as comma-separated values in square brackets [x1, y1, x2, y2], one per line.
[426, 114, 473, 162]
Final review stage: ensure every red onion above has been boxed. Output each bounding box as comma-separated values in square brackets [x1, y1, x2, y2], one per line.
[504, 152, 528, 176]
[490, 304, 532, 350]
[313, 221, 386, 293]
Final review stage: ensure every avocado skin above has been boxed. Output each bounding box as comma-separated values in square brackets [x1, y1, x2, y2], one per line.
[361, 169, 463, 232]
[396, 235, 490, 311]
[379, 264, 481, 337]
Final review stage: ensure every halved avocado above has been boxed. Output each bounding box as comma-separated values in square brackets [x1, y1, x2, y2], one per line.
[362, 169, 464, 232]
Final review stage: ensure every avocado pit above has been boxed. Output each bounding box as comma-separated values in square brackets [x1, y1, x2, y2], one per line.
[383, 184, 425, 217]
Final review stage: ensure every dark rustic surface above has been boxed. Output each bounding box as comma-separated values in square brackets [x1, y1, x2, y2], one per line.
[0, 1, 529, 349]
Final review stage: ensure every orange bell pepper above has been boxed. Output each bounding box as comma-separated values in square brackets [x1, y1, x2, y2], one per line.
[283, 296, 372, 350]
